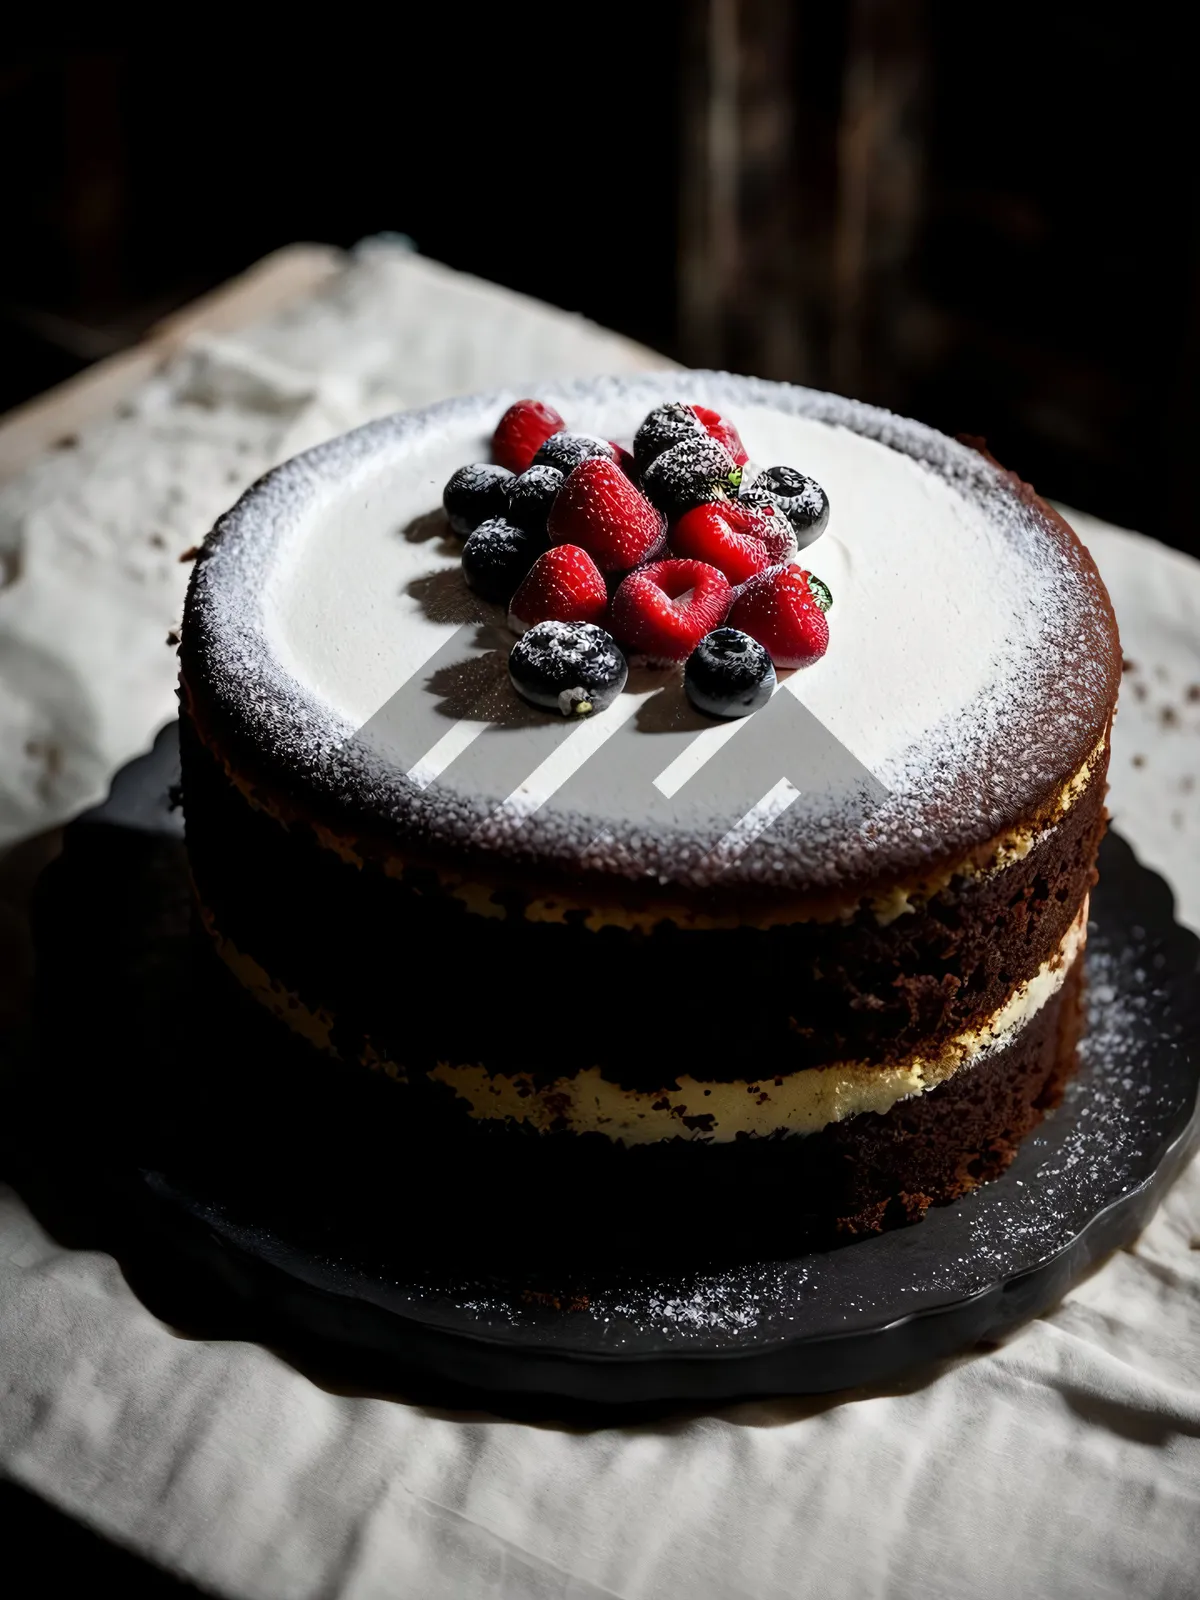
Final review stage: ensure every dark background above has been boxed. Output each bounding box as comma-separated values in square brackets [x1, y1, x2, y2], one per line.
[0, 9, 1195, 1590]
[1, 7, 1196, 554]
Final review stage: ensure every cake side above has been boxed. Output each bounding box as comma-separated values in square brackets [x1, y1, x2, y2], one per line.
[186, 901, 1086, 1244]
[180, 712, 1106, 1130]
[177, 372, 1119, 1239]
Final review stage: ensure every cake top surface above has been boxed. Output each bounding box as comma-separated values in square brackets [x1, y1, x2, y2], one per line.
[182, 372, 1119, 900]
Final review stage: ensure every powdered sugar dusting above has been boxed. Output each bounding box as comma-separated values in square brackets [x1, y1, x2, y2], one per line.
[182, 372, 1119, 895]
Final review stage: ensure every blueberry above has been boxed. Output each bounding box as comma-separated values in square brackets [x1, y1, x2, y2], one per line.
[509, 620, 628, 717]
[461, 517, 541, 604]
[507, 463, 564, 536]
[442, 463, 514, 538]
[641, 435, 742, 519]
[632, 401, 705, 472]
[684, 628, 776, 719]
[531, 432, 617, 475]
[749, 466, 829, 548]
[737, 486, 800, 559]
[738, 485, 791, 523]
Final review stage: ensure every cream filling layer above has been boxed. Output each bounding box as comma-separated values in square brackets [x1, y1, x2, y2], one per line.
[199, 896, 1086, 1144]
[428, 901, 1086, 1141]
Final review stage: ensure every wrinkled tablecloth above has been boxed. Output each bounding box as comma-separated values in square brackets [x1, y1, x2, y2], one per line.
[1, 242, 1197, 1600]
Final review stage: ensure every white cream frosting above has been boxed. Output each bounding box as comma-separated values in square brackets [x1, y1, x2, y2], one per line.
[263, 397, 1039, 809]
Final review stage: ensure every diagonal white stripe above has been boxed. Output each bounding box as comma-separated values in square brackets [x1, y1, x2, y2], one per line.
[698, 777, 802, 874]
[489, 689, 649, 821]
[651, 676, 794, 798]
[653, 716, 746, 798]
[407, 718, 490, 789]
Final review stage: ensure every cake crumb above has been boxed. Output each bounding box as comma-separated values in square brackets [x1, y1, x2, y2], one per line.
[520, 1288, 590, 1312]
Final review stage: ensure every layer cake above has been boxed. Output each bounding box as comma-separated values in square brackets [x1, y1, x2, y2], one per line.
[179, 373, 1119, 1245]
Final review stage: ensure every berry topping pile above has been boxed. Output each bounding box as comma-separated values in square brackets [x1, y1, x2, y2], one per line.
[438, 398, 833, 717]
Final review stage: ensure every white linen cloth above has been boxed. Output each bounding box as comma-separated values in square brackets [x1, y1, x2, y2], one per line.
[1, 243, 1198, 1599]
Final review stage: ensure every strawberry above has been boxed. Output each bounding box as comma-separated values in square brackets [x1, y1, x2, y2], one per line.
[492, 399, 566, 475]
[507, 545, 609, 635]
[547, 457, 667, 573]
[727, 564, 830, 669]
[610, 559, 733, 663]
[692, 404, 749, 466]
[671, 500, 795, 584]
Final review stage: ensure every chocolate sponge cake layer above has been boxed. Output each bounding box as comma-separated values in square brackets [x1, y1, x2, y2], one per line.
[181, 716, 1104, 1093]
[187, 930, 1083, 1257]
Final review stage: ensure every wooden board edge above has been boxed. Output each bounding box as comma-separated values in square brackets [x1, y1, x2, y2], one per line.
[0, 244, 346, 486]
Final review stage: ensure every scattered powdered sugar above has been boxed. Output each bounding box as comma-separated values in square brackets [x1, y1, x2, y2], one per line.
[182, 371, 1119, 895]
[518, 619, 620, 672]
[410, 1268, 794, 1341]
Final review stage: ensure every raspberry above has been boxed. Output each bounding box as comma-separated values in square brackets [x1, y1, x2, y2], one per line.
[609, 558, 733, 663]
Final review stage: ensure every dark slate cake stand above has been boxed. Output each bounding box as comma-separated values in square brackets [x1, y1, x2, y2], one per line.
[7, 723, 1199, 1412]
